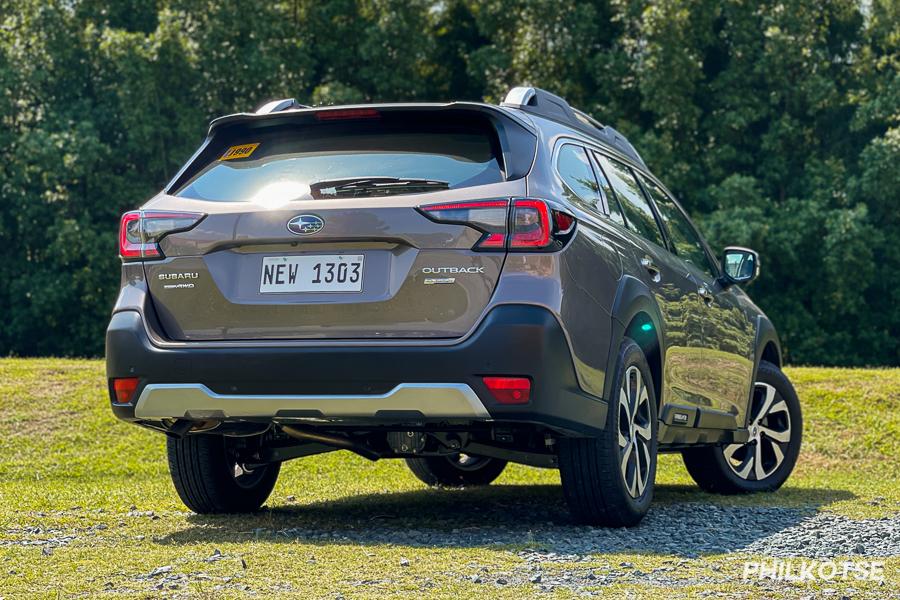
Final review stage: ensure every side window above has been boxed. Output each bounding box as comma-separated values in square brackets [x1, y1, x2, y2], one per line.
[590, 152, 626, 227]
[595, 154, 666, 248]
[556, 144, 602, 214]
[639, 175, 716, 278]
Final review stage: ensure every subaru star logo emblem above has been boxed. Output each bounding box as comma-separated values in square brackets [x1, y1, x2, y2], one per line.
[287, 214, 325, 235]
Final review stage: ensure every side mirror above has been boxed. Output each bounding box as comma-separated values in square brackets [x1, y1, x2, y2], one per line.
[721, 246, 759, 286]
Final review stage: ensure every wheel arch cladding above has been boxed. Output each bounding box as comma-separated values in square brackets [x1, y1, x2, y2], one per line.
[605, 275, 664, 405]
[754, 316, 783, 377]
[623, 314, 662, 412]
[761, 340, 781, 367]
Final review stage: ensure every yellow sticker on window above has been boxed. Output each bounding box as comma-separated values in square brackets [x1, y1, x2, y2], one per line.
[220, 143, 260, 161]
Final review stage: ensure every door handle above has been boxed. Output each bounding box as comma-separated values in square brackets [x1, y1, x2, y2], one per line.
[640, 257, 661, 282]
[697, 285, 714, 305]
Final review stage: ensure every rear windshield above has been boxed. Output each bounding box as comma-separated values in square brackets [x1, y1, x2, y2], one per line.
[175, 115, 505, 203]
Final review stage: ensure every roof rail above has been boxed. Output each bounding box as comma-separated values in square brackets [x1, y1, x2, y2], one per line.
[501, 86, 646, 169]
[571, 107, 604, 130]
[501, 87, 578, 124]
[254, 98, 309, 114]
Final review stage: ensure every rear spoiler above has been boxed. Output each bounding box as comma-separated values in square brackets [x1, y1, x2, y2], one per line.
[164, 102, 537, 195]
[207, 101, 535, 135]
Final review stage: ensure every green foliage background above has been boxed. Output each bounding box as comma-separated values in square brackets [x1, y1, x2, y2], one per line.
[0, 0, 897, 365]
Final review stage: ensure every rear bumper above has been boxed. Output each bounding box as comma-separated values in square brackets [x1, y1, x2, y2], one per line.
[106, 304, 608, 435]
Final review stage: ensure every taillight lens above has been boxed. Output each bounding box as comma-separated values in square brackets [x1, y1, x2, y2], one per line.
[118, 210, 205, 261]
[510, 199, 551, 248]
[483, 376, 531, 405]
[119, 211, 144, 259]
[553, 210, 576, 234]
[418, 200, 510, 251]
[111, 377, 140, 404]
[417, 198, 574, 251]
[510, 199, 575, 250]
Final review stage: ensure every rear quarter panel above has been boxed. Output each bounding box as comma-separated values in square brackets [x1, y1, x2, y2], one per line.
[505, 123, 628, 400]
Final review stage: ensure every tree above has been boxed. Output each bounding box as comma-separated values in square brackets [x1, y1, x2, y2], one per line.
[0, 0, 897, 364]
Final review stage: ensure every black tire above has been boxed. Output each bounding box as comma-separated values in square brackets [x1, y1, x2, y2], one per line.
[682, 360, 802, 494]
[167, 434, 280, 514]
[405, 454, 507, 487]
[558, 338, 658, 527]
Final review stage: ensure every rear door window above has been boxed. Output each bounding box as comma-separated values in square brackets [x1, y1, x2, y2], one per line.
[639, 175, 717, 278]
[595, 154, 666, 247]
[175, 115, 505, 203]
[589, 151, 626, 227]
[556, 144, 602, 214]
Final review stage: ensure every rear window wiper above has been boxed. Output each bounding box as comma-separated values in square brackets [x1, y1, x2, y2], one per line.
[310, 176, 449, 199]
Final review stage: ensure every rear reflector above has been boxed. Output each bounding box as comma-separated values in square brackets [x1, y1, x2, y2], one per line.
[112, 377, 140, 404]
[118, 210, 205, 261]
[483, 376, 531, 405]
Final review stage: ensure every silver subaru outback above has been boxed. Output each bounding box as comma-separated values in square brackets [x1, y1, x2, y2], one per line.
[107, 87, 802, 526]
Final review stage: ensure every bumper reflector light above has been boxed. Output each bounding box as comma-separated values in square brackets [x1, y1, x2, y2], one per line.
[483, 376, 531, 405]
[112, 377, 140, 404]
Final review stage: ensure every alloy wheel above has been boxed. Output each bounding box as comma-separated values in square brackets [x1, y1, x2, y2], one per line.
[618, 366, 653, 498]
[723, 382, 792, 481]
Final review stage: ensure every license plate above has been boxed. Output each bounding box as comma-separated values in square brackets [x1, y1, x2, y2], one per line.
[259, 255, 364, 293]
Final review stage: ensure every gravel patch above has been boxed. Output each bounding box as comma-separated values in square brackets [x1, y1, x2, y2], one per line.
[459, 557, 727, 592]
[127, 553, 256, 595]
[6, 501, 897, 595]
[230, 504, 900, 560]
[744, 512, 900, 558]
[9, 503, 900, 562]
[0, 525, 77, 550]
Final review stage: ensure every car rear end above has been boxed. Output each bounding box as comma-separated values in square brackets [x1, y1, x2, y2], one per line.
[106, 103, 606, 449]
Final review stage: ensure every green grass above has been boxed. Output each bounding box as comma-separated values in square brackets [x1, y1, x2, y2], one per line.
[1, 359, 898, 598]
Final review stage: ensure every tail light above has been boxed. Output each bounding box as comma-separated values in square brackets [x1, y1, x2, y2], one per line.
[119, 210, 205, 261]
[510, 199, 577, 249]
[510, 199, 550, 248]
[552, 210, 576, 234]
[418, 198, 575, 251]
[418, 200, 510, 250]
[483, 376, 531, 405]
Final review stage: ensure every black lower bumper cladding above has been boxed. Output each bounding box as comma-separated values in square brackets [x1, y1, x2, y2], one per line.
[106, 304, 607, 435]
